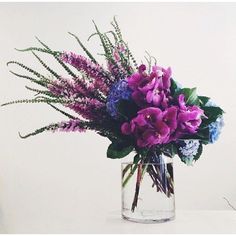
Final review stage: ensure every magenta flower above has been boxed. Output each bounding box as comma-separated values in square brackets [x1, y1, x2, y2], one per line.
[128, 65, 155, 93]
[60, 52, 110, 95]
[176, 94, 205, 135]
[121, 107, 171, 147]
[127, 64, 172, 108]
[163, 106, 178, 132]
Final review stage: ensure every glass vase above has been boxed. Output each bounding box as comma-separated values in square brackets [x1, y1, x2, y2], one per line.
[121, 154, 175, 223]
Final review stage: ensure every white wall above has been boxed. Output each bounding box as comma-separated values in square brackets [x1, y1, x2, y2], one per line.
[0, 2, 236, 231]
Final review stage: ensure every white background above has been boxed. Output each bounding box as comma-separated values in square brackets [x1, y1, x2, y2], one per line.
[0, 2, 236, 233]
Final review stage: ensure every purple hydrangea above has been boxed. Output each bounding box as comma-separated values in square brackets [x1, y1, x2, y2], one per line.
[106, 79, 132, 118]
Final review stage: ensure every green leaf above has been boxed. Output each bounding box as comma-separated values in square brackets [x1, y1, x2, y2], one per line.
[107, 141, 134, 159]
[133, 154, 141, 164]
[170, 78, 181, 95]
[187, 128, 210, 144]
[68, 32, 97, 64]
[201, 106, 224, 128]
[162, 143, 178, 158]
[177, 87, 199, 105]
[198, 96, 210, 106]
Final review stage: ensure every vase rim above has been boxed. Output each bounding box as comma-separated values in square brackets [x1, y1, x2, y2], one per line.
[121, 160, 173, 165]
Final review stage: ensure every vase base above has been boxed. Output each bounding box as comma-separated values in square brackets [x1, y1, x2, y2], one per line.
[122, 212, 175, 224]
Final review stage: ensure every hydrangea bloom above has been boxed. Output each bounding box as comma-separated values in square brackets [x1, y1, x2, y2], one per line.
[208, 116, 224, 143]
[205, 99, 224, 143]
[205, 99, 217, 107]
[106, 79, 132, 118]
[178, 140, 200, 165]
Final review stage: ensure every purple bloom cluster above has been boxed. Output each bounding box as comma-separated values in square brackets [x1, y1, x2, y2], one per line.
[127, 64, 172, 108]
[121, 65, 205, 148]
[106, 79, 132, 118]
[56, 119, 86, 132]
[60, 52, 111, 95]
[48, 77, 105, 120]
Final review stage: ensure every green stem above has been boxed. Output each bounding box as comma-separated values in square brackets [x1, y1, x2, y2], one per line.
[122, 163, 138, 188]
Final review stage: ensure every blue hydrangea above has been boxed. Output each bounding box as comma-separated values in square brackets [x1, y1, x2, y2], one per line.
[205, 99, 217, 107]
[208, 116, 224, 143]
[178, 140, 200, 166]
[205, 99, 224, 143]
[106, 79, 132, 118]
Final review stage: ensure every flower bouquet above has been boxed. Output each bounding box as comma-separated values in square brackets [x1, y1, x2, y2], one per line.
[2, 17, 224, 223]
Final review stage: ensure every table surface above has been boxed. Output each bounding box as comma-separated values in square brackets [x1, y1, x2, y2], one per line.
[0, 210, 235, 233]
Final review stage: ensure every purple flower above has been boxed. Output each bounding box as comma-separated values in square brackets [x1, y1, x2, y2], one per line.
[56, 119, 86, 132]
[128, 65, 155, 93]
[106, 79, 132, 118]
[176, 94, 205, 135]
[152, 65, 172, 90]
[61, 52, 110, 95]
[163, 106, 178, 133]
[127, 64, 172, 108]
[121, 107, 171, 148]
[146, 80, 163, 106]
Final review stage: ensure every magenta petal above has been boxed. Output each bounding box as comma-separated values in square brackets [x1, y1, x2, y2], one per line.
[133, 114, 147, 126]
[138, 64, 146, 73]
[132, 91, 146, 107]
[128, 73, 141, 90]
[146, 90, 153, 103]
[121, 122, 131, 135]
[152, 93, 162, 106]
[138, 78, 155, 93]
[163, 106, 178, 131]
[162, 67, 171, 89]
[178, 94, 186, 110]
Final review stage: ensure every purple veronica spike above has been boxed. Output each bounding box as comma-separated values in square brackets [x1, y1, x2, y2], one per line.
[56, 119, 86, 132]
[61, 52, 111, 95]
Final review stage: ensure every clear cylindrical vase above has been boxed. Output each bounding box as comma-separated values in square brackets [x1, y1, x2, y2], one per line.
[121, 155, 175, 223]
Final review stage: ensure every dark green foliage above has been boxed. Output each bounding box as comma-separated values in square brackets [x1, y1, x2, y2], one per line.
[107, 140, 134, 159]
[175, 87, 200, 105]
[1, 98, 70, 107]
[198, 96, 210, 106]
[9, 71, 48, 87]
[19, 123, 60, 138]
[7, 61, 48, 81]
[47, 104, 76, 119]
[25, 86, 59, 98]
[162, 143, 178, 158]
[170, 78, 181, 95]
[32, 51, 60, 79]
[202, 106, 224, 123]
[117, 99, 139, 121]
[133, 153, 141, 164]
[68, 32, 97, 64]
